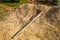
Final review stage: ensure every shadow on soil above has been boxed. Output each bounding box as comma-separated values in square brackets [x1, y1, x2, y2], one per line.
[45, 7, 60, 26]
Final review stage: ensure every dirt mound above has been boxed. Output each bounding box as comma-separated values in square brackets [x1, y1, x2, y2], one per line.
[0, 3, 60, 40]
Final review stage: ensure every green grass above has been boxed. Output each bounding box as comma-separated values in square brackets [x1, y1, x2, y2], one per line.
[0, 0, 28, 7]
[57, 0, 60, 5]
[20, 0, 28, 4]
[0, 2, 20, 7]
[3, 2, 20, 7]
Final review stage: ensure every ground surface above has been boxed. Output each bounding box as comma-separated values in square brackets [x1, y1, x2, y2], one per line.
[0, 3, 60, 40]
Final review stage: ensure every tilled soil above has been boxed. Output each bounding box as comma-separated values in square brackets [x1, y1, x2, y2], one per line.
[0, 3, 60, 40]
